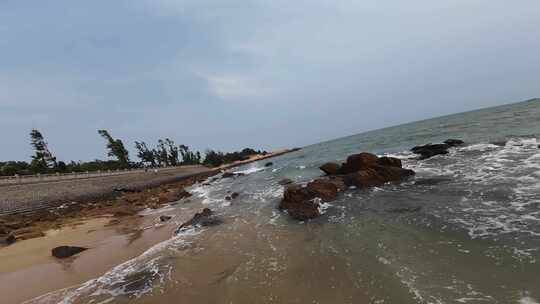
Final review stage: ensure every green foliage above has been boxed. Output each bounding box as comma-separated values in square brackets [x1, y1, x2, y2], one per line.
[135, 141, 156, 167]
[98, 130, 130, 168]
[202, 148, 267, 167]
[29, 129, 57, 173]
[179, 145, 202, 165]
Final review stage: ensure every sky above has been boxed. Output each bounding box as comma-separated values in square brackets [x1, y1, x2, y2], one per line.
[1, 0, 539, 161]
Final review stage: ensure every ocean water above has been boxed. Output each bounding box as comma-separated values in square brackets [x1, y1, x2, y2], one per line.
[28, 99, 540, 304]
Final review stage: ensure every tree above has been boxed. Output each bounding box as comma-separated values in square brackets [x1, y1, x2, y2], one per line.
[179, 144, 201, 165]
[155, 139, 169, 167]
[98, 130, 130, 167]
[29, 129, 57, 173]
[135, 141, 156, 167]
[165, 138, 179, 166]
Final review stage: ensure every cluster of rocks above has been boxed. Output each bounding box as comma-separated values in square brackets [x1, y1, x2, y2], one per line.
[279, 152, 415, 220]
[411, 139, 464, 159]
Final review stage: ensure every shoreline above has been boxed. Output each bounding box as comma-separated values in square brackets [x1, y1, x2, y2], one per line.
[0, 148, 299, 244]
[0, 148, 300, 304]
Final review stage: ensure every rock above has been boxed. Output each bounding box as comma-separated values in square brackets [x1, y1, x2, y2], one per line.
[176, 208, 222, 232]
[411, 143, 450, 159]
[319, 162, 341, 175]
[225, 196, 232, 201]
[343, 165, 414, 188]
[377, 157, 402, 168]
[113, 187, 140, 193]
[0, 234, 16, 245]
[231, 192, 239, 199]
[159, 215, 172, 222]
[52, 246, 88, 258]
[222, 172, 235, 178]
[278, 178, 293, 185]
[279, 185, 321, 221]
[279, 179, 340, 220]
[444, 139, 465, 147]
[264, 162, 273, 167]
[490, 140, 507, 147]
[306, 179, 339, 201]
[340, 153, 379, 174]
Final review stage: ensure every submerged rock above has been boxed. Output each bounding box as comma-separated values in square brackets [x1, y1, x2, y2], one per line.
[411, 143, 450, 159]
[278, 178, 294, 185]
[52, 246, 88, 258]
[411, 139, 465, 159]
[264, 162, 273, 167]
[176, 208, 222, 232]
[444, 139, 465, 147]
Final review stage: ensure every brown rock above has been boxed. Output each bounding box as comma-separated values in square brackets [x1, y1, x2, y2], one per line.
[377, 157, 402, 168]
[279, 185, 321, 221]
[340, 153, 379, 173]
[319, 162, 341, 175]
[306, 179, 339, 201]
[344, 169, 386, 188]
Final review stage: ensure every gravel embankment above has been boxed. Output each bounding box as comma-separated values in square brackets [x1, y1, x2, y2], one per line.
[0, 165, 213, 215]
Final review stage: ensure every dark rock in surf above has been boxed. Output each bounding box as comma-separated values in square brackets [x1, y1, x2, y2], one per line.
[176, 208, 222, 232]
[222, 172, 245, 179]
[231, 192, 239, 199]
[222, 172, 235, 178]
[52, 246, 88, 258]
[264, 162, 273, 167]
[444, 139, 465, 147]
[279, 179, 342, 220]
[319, 162, 341, 175]
[278, 178, 294, 185]
[411, 143, 450, 159]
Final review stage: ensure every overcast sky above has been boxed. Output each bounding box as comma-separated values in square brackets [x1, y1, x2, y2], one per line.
[1, 0, 539, 161]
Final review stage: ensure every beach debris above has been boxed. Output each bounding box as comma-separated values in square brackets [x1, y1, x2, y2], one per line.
[278, 178, 294, 185]
[264, 162, 273, 167]
[52, 245, 88, 258]
[280, 152, 415, 220]
[159, 215, 173, 222]
[411, 139, 465, 159]
[175, 208, 222, 233]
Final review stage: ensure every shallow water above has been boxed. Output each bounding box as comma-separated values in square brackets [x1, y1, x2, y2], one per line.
[27, 99, 540, 304]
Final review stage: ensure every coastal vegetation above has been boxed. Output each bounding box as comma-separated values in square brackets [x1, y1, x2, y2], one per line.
[0, 129, 267, 176]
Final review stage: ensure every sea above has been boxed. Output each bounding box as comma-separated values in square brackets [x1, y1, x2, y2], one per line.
[27, 98, 540, 304]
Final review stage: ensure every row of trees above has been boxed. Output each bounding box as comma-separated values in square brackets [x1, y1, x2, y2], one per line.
[0, 129, 267, 176]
